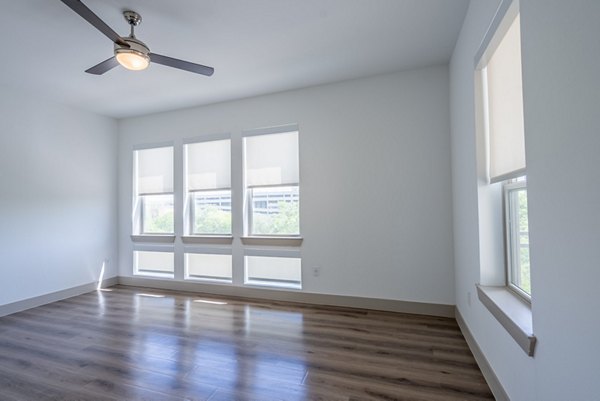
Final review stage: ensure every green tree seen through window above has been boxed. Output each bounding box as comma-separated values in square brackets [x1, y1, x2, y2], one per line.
[253, 201, 299, 235]
[194, 205, 232, 234]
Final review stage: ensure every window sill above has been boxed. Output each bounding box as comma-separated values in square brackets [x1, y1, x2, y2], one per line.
[131, 235, 176, 243]
[134, 271, 174, 279]
[185, 276, 233, 284]
[182, 235, 234, 245]
[241, 236, 303, 246]
[476, 284, 536, 356]
[244, 280, 302, 290]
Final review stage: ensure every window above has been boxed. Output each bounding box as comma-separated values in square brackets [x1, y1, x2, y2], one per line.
[504, 180, 530, 297]
[482, 13, 531, 300]
[134, 146, 174, 235]
[134, 250, 174, 277]
[185, 252, 232, 282]
[473, 3, 536, 357]
[245, 255, 301, 289]
[184, 139, 231, 235]
[244, 130, 300, 236]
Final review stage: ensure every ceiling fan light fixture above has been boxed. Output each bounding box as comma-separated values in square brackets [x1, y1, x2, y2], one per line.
[115, 49, 150, 71]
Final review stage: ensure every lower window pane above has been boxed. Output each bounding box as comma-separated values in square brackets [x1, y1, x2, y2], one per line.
[134, 250, 174, 276]
[192, 190, 232, 235]
[245, 255, 301, 288]
[250, 186, 299, 235]
[142, 194, 174, 234]
[185, 253, 232, 281]
[509, 187, 531, 295]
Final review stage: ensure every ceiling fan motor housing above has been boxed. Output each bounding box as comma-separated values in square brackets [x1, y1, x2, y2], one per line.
[114, 37, 150, 57]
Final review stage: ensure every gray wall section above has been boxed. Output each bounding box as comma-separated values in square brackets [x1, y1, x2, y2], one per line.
[118, 65, 456, 305]
[0, 87, 118, 305]
[521, 1, 600, 400]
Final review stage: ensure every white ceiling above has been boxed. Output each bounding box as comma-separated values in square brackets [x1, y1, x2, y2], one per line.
[0, 0, 468, 118]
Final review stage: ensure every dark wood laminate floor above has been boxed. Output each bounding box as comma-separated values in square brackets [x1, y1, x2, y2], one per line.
[0, 286, 493, 401]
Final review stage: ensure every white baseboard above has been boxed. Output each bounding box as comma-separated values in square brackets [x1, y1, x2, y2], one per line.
[0, 276, 119, 318]
[455, 307, 510, 401]
[117, 276, 455, 317]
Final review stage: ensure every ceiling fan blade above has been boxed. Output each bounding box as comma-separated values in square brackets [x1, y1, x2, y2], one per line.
[85, 57, 119, 75]
[60, 0, 129, 47]
[149, 53, 214, 76]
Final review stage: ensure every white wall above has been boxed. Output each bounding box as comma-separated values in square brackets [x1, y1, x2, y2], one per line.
[450, 1, 600, 400]
[521, 1, 600, 399]
[118, 65, 455, 305]
[0, 87, 118, 305]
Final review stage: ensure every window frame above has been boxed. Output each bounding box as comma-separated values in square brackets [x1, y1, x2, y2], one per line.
[503, 179, 531, 302]
[183, 136, 232, 237]
[476, 2, 532, 300]
[242, 126, 301, 238]
[132, 144, 175, 237]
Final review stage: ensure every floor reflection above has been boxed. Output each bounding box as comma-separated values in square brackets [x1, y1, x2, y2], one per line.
[85, 288, 312, 400]
[0, 286, 494, 400]
[133, 292, 311, 399]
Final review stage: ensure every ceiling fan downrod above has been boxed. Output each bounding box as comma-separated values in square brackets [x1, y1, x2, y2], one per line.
[123, 10, 142, 38]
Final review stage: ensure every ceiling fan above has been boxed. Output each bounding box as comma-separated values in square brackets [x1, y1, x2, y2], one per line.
[60, 0, 214, 76]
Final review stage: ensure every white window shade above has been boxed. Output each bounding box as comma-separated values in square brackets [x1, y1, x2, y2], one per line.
[487, 15, 526, 183]
[245, 131, 299, 187]
[136, 147, 174, 195]
[186, 140, 231, 191]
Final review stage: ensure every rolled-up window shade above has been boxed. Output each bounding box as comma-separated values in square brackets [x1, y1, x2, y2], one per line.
[245, 131, 299, 187]
[487, 15, 526, 183]
[185, 139, 231, 191]
[136, 146, 173, 195]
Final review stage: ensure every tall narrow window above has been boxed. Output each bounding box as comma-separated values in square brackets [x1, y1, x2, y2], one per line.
[483, 14, 531, 299]
[134, 146, 174, 235]
[244, 130, 300, 236]
[184, 139, 231, 235]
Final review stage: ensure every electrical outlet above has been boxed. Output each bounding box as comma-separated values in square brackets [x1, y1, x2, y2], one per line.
[312, 267, 321, 277]
[467, 291, 472, 307]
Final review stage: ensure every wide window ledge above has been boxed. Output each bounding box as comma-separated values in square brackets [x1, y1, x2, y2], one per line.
[182, 235, 234, 245]
[241, 236, 303, 246]
[476, 284, 536, 356]
[131, 235, 176, 243]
